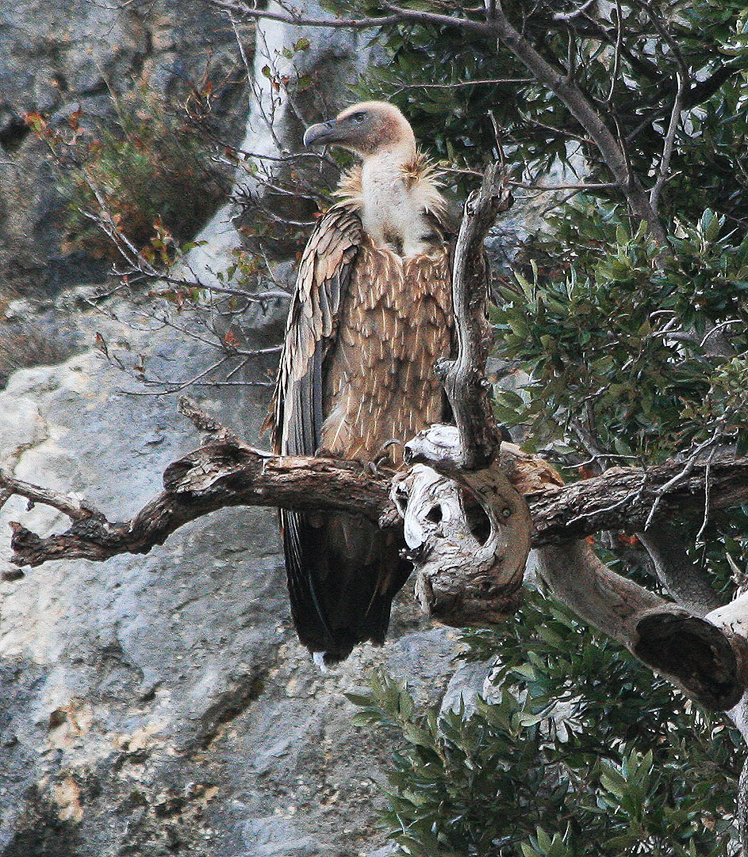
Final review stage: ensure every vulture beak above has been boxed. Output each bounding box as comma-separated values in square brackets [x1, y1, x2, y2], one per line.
[303, 120, 342, 148]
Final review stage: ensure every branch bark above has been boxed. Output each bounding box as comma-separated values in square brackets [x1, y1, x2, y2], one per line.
[2, 441, 392, 568]
[394, 426, 532, 625]
[536, 540, 748, 710]
[479, 8, 670, 249]
[525, 453, 748, 543]
[411, 164, 531, 623]
[435, 163, 513, 470]
[5, 440, 748, 566]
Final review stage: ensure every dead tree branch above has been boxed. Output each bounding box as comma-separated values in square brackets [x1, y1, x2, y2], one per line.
[6, 435, 748, 709]
[395, 426, 532, 626]
[409, 165, 532, 624]
[4, 440, 748, 571]
[435, 163, 514, 470]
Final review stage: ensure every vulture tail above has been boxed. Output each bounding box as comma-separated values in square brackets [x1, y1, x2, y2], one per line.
[281, 508, 411, 665]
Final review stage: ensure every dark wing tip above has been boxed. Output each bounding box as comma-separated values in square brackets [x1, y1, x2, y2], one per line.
[281, 510, 409, 664]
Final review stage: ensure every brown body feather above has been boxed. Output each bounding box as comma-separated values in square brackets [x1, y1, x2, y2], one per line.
[322, 240, 452, 462]
[270, 153, 453, 664]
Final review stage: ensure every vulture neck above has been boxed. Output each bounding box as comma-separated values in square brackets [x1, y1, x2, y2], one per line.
[359, 140, 439, 258]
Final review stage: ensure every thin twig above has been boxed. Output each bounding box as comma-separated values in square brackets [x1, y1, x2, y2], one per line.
[701, 319, 743, 349]
[392, 77, 534, 91]
[208, 0, 403, 29]
[553, 0, 596, 21]
[0, 470, 95, 521]
[695, 451, 714, 546]
[644, 430, 723, 529]
[605, 0, 623, 104]
[650, 71, 686, 217]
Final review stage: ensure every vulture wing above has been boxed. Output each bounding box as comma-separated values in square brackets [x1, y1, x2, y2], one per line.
[271, 202, 412, 664]
[271, 202, 362, 458]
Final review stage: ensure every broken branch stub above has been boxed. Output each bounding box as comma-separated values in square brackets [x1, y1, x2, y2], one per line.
[634, 608, 748, 711]
[536, 537, 748, 712]
[395, 425, 531, 625]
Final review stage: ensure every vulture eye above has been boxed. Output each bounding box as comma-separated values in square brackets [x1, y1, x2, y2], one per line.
[351, 112, 366, 123]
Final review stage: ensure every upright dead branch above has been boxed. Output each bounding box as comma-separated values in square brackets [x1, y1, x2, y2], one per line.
[435, 163, 513, 470]
[397, 165, 533, 625]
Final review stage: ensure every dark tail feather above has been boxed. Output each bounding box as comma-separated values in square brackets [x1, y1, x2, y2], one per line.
[281, 509, 411, 664]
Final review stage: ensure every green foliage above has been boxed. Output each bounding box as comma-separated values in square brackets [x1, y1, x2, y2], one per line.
[335, 1, 748, 212]
[491, 198, 748, 460]
[326, 3, 748, 853]
[351, 591, 741, 856]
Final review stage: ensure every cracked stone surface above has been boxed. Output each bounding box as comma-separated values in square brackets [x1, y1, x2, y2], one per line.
[0, 292, 460, 856]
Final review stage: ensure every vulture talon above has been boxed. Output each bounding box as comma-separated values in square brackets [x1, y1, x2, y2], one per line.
[363, 438, 404, 475]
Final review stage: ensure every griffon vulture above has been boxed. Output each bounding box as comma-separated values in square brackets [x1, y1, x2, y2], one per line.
[270, 101, 453, 664]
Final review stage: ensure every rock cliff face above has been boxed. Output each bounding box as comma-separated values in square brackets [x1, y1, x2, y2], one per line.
[0, 4, 463, 855]
[0, 289, 459, 857]
[0, 0, 248, 294]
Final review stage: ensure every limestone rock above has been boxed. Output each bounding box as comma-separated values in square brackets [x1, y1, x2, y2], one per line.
[0, 295, 459, 855]
[0, 0, 249, 294]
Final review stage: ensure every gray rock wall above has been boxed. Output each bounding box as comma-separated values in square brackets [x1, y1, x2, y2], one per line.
[0, 292, 459, 856]
[0, 4, 468, 854]
[0, 1, 249, 294]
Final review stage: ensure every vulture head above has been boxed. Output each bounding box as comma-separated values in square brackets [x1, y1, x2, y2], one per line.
[303, 101, 416, 158]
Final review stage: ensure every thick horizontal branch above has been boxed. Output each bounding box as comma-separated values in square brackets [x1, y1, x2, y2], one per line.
[3, 442, 391, 568]
[4, 438, 748, 569]
[7, 435, 748, 710]
[526, 455, 748, 544]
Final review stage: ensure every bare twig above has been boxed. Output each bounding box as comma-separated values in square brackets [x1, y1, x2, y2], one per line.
[650, 71, 686, 217]
[207, 0, 403, 29]
[0, 470, 95, 522]
[701, 319, 743, 349]
[644, 430, 723, 529]
[605, 0, 623, 104]
[393, 77, 534, 91]
[695, 450, 714, 547]
[552, 0, 597, 21]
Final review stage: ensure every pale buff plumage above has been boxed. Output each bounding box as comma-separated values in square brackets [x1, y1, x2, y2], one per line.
[269, 101, 454, 663]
